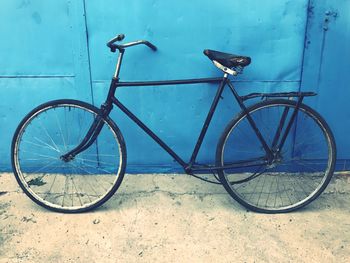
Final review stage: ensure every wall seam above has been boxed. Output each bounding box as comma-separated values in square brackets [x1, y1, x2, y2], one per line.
[91, 80, 301, 84]
[291, 0, 311, 163]
[298, 0, 312, 92]
[0, 75, 75, 78]
[82, 0, 95, 106]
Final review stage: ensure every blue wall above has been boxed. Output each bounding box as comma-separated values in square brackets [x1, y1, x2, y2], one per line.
[0, 0, 349, 172]
[301, 0, 350, 170]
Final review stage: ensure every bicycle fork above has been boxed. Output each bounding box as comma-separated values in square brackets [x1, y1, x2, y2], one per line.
[60, 103, 112, 162]
[227, 80, 305, 165]
[270, 96, 304, 162]
[257, 95, 305, 166]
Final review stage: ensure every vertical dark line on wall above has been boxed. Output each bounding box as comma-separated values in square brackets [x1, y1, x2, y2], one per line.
[82, 0, 95, 105]
[298, 0, 312, 92]
[292, 0, 312, 159]
[82, 0, 101, 161]
[316, 31, 327, 90]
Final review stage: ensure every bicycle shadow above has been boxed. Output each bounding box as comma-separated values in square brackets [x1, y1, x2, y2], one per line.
[97, 174, 350, 215]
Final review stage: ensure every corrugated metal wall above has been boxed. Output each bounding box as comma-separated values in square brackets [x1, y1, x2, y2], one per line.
[0, 0, 348, 172]
[0, 0, 92, 171]
[301, 0, 350, 170]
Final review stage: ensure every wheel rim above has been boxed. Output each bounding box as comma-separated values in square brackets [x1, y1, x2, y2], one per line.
[14, 103, 124, 211]
[220, 102, 334, 212]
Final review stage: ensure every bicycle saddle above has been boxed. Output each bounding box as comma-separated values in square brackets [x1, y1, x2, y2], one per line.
[203, 49, 251, 68]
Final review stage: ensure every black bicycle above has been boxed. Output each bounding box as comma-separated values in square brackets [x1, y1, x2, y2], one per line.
[11, 34, 336, 213]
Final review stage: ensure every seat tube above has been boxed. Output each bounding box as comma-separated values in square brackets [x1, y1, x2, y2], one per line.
[189, 74, 228, 165]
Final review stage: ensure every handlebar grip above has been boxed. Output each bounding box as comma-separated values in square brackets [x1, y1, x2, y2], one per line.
[144, 41, 157, 51]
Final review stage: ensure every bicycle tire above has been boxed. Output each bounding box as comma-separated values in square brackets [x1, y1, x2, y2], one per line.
[11, 99, 127, 213]
[216, 99, 336, 213]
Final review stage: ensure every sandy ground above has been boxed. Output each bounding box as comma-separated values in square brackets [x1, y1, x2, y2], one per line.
[0, 172, 349, 263]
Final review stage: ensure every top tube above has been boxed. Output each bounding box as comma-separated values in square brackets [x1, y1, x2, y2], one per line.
[116, 77, 223, 87]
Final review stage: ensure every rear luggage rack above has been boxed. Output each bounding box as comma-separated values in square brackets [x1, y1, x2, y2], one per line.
[241, 91, 317, 101]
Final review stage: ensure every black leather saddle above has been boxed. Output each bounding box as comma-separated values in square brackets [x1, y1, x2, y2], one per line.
[203, 49, 251, 68]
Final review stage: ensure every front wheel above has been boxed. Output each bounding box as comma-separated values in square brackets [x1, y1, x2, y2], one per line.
[11, 99, 127, 213]
[216, 99, 336, 213]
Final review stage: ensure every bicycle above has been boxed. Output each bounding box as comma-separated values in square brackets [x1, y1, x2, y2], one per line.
[11, 34, 336, 213]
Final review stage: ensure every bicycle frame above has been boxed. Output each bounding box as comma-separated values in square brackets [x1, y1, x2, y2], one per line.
[61, 47, 315, 174]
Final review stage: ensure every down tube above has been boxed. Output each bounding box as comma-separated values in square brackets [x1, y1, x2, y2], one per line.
[111, 97, 187, 168]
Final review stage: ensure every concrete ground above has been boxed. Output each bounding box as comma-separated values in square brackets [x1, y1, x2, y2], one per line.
[0, 172, 349, 263]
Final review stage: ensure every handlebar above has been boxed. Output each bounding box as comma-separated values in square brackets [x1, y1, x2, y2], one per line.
[106, 34, 157, 52]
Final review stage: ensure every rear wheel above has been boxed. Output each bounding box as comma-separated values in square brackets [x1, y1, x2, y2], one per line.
[216, 99, 336, 213]
[11, 99, 127, 213]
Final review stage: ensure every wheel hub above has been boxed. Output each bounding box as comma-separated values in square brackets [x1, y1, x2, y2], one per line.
[60, 154, 75, 162]
[267, 151, 283, 168]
